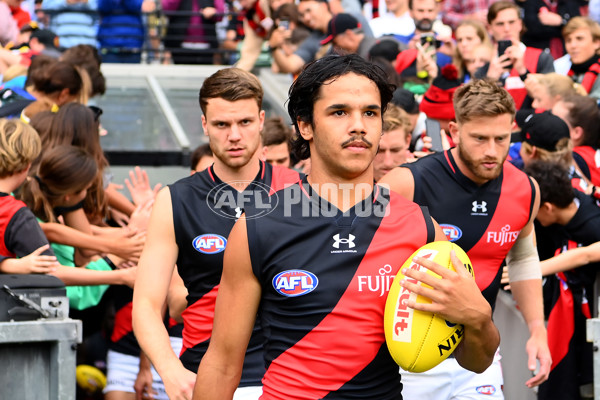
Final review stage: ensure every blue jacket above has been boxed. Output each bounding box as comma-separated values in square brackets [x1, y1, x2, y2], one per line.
[97, 0, 144, 49]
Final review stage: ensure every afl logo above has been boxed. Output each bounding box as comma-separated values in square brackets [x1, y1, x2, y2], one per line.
[476, 385, 496, 395]
[440, 224, 462, 242]
[273, 270, 318, 297]
[192, 234, 227, 254]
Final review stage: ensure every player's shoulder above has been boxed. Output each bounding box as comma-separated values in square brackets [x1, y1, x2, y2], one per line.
[264, 163, 303, 192]
[503, 160, 533, 185]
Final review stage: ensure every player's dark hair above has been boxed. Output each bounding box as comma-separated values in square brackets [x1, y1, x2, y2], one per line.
[524, 160, 574, 208]
[190, 143, 213, 171]
[288, 54, 394, 160]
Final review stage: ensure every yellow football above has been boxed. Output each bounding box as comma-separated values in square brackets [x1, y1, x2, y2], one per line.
[384, 241, 474, 373]
[76, 364, 107, 393]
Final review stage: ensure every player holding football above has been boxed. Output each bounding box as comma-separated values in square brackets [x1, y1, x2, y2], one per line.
[193, 54, 499, 399]
[380, 79, 551, 399]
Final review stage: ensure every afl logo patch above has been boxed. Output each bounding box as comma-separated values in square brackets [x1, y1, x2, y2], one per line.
[192, 234, 227, 254]
[440, 224, 462, 242]
[273, 270, 318, 297]
[476, 385, 496, 395]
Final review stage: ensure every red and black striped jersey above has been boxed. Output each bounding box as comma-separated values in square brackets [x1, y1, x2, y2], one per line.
[246, 180, 435, 399]
[403, 150, 536, 307]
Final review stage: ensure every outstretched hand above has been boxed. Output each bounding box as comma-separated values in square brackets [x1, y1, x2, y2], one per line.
[125, 166, 162, 207]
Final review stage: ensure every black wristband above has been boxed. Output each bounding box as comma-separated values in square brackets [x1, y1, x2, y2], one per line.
[519, 70, 529, 81]
[103, 256, 117, 270]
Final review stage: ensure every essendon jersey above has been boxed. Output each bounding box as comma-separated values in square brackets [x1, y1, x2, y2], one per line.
[245, 180, 435, 399]
[403, 151, 536, 307]
[169, 161, 300, 384]
[573, 146, 600, 186]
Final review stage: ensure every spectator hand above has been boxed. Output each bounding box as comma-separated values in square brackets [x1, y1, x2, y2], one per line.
[201, 6, 216, 19]
[141, 0, 156, 13]
[524, 73, 542, 97]
[416, 43, 438, 81]
[538, 7, 563, 27]
[487, 52, 511, 81]
[125, 166, 162, 207]
[0, 244, 59, 274]
[505, 43, 526, 76]
[500, 265, 511, 290]
[128, 199, 154, 233]
[109, 230, 145, 263]
[109, 207, 130, 227]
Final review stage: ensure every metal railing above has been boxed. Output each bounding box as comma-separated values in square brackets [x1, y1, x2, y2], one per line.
[40, 7, 245, 65]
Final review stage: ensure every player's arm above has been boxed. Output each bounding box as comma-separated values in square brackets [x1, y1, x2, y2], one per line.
[377, 166, 415, 201]
[505, 178, 551, 388]
[132, 187, 196, 400]
[167, 267, 188, 323]
[402, 220, 499, 373]
[193, 216, 261, 400]
[541, 242, 600, 275]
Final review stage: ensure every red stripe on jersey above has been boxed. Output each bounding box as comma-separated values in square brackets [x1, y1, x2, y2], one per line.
[444, 150, 455, 174]
[547, 273, 574, 371]
[468, 163, 533, 292]
[268, 166, 301, 195]
[111, 302, 133, 343]
[573, 146, 600, 186]
[180, 285, 219, 354]
[261, 193, 428, 399]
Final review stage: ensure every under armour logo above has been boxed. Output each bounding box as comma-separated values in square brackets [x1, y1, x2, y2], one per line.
[234, 207, 242, 219]
[472, 201, 487, 213]
[332, 234, 355, 249]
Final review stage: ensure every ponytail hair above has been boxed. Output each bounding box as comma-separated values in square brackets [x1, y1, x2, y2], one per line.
[20, 145, 97, 223]
[29, 61, 83, 98]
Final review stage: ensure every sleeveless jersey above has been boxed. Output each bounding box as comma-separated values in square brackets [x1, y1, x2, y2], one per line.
[404, 151, 536, 307]
[109, 286, 183, 356]
[573, 146, 600, 186]
[169, 161, 300, 384]
[245, 180, 435, 399]
[109, 286, 139, 356]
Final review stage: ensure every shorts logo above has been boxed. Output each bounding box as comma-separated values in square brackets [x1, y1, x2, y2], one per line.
[440, 224, 462, 242]
[273, 270, 318, 297]
[192, 234, 227, 254]
[332, 234, 355, 249]
[476, 385, 496, 395]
